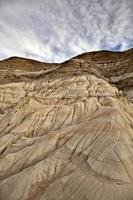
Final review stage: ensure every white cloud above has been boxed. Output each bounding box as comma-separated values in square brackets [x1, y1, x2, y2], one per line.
[0, 0, 132, 63]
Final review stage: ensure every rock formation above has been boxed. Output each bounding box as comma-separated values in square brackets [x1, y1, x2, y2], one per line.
[0, 49, 133, 200]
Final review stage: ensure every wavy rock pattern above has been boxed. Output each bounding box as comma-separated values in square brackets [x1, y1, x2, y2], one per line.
[0, 49, 133, 200]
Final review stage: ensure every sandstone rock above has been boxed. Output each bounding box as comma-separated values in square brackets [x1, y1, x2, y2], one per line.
[0, 49, 133, 200]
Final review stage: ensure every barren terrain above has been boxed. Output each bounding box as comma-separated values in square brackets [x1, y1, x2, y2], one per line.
[0, 49, 133, 200]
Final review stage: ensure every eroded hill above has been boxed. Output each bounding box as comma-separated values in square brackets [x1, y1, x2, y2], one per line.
[0, 49, 133, 200]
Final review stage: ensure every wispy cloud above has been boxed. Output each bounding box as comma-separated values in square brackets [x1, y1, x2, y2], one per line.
[0, 0, 133, 62]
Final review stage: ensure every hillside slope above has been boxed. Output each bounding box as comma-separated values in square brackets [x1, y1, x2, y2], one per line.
[0, 49, 133, 200]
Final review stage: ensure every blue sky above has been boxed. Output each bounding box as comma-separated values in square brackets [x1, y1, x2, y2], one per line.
[0, 0, 133, 63]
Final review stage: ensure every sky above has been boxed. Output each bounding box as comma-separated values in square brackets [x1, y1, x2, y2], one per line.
[0, 0, 133, 63]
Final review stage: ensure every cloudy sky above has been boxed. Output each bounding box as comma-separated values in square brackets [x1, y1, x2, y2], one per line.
[0, 0, 133, 63]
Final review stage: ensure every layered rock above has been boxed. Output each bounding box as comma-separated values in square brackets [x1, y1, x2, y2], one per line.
[0, 49, 133, 200]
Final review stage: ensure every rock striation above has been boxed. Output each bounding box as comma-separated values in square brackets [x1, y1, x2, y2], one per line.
[0, 49, 133, 200]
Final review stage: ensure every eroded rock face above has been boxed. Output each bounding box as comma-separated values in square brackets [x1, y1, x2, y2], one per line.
[0, 49, 133, 200]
